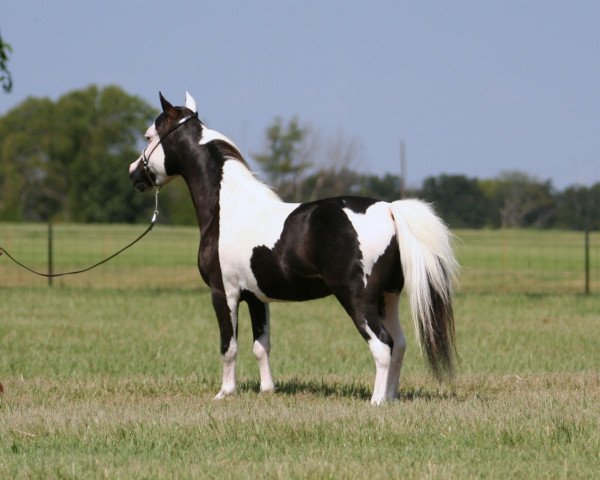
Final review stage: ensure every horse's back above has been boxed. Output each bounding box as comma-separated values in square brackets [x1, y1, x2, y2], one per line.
[249, 196, 403, 302]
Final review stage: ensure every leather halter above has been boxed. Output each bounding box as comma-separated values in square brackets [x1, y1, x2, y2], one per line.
[141, 111, 199, 187]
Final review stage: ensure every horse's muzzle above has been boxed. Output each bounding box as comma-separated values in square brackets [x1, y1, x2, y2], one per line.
[129, 161, 154, 192]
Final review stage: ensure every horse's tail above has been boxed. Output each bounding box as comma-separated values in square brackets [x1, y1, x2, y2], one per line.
[389, 199, 458, 380]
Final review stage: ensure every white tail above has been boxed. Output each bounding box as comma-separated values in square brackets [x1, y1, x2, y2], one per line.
[389, 199, 458, 379]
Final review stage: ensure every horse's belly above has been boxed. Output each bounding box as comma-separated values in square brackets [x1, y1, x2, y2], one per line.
[221, 252, 330, 303]
[252, 265, 332, 302]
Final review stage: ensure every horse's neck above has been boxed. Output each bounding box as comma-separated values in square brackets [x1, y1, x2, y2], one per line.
[220, 160, 283, 211]
[218, 159, 298, 252]
[183, 155, 284, 235]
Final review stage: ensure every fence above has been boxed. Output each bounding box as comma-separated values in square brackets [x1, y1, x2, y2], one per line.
[1, 223, 599, 294]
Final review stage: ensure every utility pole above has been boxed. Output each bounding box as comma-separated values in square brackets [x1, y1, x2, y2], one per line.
[400, 139, 407, 198]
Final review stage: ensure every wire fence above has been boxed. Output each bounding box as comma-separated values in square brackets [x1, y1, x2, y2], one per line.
[1, 222, 598, 295]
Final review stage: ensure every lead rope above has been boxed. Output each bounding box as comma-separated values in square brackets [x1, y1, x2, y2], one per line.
[0, 188, 160, 278]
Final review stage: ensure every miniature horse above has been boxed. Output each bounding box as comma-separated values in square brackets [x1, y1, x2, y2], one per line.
[129, 92, 457, 404]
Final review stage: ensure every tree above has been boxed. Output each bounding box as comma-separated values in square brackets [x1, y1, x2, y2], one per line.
[482, 171, 556, 228]
[419, 174, 491, 228]
[555, 183, 600, 230]
[303, 130, 365, 201]
[300, 167, 363, 200]
[0, 97, 57, 220]
[57, 85, 157, 222]
[0, 30, 12, 93]
[360, 173, 403, 202]
[254, 117, 369, 202]
[253, 117, 311, 201]
[0, 85, 157, 222]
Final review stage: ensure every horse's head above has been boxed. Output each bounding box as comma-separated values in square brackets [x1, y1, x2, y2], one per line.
[129, 92, 200, 192]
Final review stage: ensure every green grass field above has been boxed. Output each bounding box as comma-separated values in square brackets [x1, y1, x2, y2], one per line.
[1, 287, 599, 478]
[1, 223, 600, 477]
[1, 223, 600, 293]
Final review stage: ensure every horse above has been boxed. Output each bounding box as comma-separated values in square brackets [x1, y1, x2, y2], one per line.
[129, 92, 458, 405]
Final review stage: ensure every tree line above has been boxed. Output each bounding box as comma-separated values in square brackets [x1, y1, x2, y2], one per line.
[252, 117, 600, 230]
[0, 85, 598, 230]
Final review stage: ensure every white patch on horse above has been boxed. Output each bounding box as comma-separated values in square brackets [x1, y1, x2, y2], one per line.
[343, 202, 396, 286]
[199, 127, 241, 152]
[218, 160, 297, 302]
[215, 337, 238, 399]
[129, 123, 173, 186]
[252, 306, 275, 393]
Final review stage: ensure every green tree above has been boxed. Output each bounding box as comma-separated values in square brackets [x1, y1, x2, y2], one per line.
[0, 85, 157, 222]
[253, 116, 311, 201]
[419, 174, 491, 228]
[482, 171, 556, 228]
[57, 85, 157, 222]
[301, 167, 362, 200]
[360, 173, 403, 202]
[555, 183, 600, 230]
[0, 30, 12, 93]
[0, 97, 56, 220]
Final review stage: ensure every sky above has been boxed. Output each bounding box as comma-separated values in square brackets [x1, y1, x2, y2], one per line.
[1, 0, 598, 189]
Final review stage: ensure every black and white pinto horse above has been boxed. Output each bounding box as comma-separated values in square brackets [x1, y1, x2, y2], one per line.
[129, 93, 458, 405]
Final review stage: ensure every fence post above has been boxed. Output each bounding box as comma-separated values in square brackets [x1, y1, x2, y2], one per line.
[48, 220, 53, 286]
[584, 228, 590, 295]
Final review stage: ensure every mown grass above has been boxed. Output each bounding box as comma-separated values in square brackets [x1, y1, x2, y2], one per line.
[0, 223, 199, 289]
[1, 287, 599, 478]
[1, 223, 599, 293]
[456, 229, 599, 294]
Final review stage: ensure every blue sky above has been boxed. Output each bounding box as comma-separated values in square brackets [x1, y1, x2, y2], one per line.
[1, 0, 598, 189]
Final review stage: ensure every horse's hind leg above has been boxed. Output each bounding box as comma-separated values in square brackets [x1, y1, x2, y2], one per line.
[365, 317, 394, 405]
[246, 295, 275, 393]
[333, 290, 394, 405]
[382, 293, 406, 401]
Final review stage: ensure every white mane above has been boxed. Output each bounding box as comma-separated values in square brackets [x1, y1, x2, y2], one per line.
[199, 126, 241, 152]
[199, 124, 282, 204]
[220, 153, 282, 204]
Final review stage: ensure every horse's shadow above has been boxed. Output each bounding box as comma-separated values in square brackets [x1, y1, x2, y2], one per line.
[238, 378, 457, 402]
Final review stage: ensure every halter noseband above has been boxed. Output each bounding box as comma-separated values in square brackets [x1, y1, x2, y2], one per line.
[141, 111, 199, 187]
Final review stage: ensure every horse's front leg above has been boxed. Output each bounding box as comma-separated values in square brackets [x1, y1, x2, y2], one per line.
[246, 294, 275, 393]
[211, 290, 239, 399]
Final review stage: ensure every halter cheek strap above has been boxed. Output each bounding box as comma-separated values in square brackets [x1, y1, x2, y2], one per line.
[140, 111, 199, 187]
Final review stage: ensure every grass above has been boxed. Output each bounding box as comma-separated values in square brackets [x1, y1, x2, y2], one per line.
[456, 229, 599, 294]
[1, 223, 599, 293]
[1, 287, 599, 478]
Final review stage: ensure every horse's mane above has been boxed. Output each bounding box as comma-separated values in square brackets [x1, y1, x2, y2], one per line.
[211, 139, 247, 166]
[209, 139, 281, 203]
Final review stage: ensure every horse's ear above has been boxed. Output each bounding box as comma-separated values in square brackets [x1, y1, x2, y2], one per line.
[159, 92, 176, 117]
[184, 91, 197, 113]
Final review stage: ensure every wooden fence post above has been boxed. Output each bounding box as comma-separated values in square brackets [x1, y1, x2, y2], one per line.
[48, 220, 53, 286]
[584, 228, 590, 295]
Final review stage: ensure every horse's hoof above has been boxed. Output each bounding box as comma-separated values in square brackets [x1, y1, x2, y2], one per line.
[214, 389, 236, 400]
[259, 386, 276, 395]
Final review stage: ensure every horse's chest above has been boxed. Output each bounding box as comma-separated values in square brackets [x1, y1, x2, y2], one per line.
[217, 203, 294, 299]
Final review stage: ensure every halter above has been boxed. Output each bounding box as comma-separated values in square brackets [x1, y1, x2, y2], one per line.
[141, 111, 199, 187]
